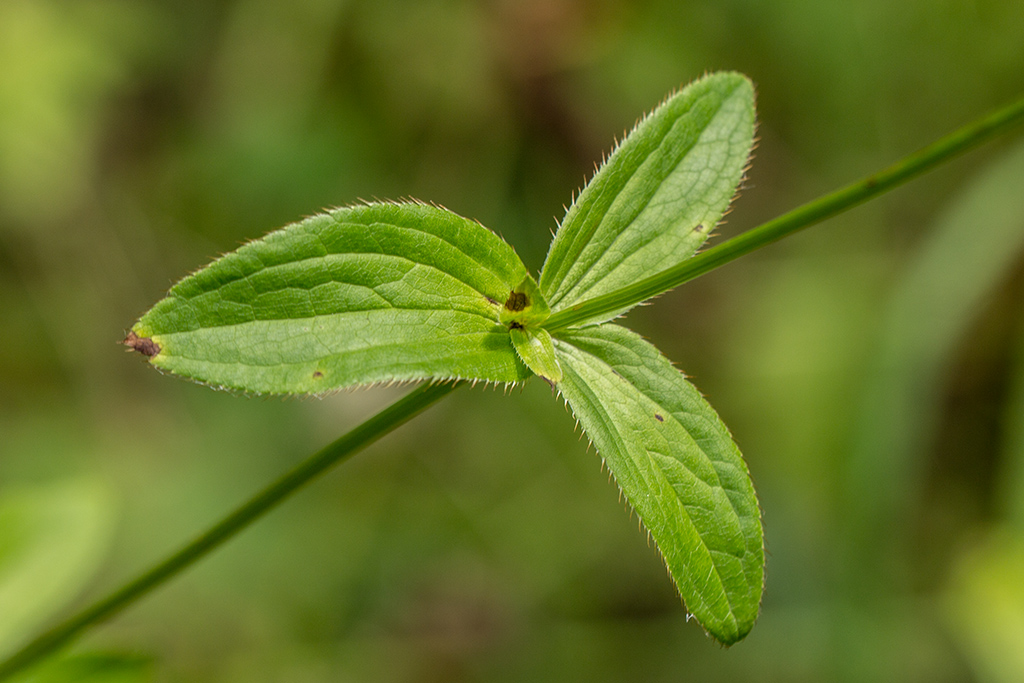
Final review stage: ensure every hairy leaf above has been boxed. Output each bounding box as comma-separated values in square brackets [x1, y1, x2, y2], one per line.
[120, 73, 769, 648]
[510, 327, 562, 384]
[129, 203, 533, 393]
[539, 72, 755, 324]
[553, 324, 763, 644]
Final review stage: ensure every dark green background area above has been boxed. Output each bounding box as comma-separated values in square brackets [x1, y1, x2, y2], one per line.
[2, 1, 1023, 681]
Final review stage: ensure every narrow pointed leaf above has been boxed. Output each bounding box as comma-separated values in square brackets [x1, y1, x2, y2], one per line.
[553, 324, 763, 644]
[539, 72, 755, 324]
[127, 203, 532, 393]
[510, 326, 562, 384]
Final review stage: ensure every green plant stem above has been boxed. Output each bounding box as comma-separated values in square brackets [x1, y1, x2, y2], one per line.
[3, 93, 1023, 682]
[0, 381, 461, 681]
[546, 93, 1024, 332]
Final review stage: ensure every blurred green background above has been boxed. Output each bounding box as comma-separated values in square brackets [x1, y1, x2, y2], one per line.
[2, 0, 1024, 681]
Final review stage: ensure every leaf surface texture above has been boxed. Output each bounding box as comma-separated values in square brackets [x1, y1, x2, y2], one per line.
[133, 203, 532, 393]
[554, 324, 763, 644]
[540, 72, 755, 324]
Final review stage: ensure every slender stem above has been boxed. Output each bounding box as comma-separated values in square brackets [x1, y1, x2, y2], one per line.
[4, 93, 1024, 682]
[0, 381, 461, 681]
[546, 94, 1024, 332]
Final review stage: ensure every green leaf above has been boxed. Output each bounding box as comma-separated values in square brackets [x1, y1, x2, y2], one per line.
[129, 202, 533, 394]
[553, 324, 763, 644]
[510, 326, 562, 384]
[539, 72, 755, 324]
[501, 273, 561, 382]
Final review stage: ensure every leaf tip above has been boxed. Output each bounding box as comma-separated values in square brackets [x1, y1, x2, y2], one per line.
[123, 331, 161, 359]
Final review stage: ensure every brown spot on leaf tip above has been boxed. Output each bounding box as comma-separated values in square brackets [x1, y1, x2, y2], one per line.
[313, 371, 324, 378]
[124, 331, 161, 358]
[504, 290, 528, 312]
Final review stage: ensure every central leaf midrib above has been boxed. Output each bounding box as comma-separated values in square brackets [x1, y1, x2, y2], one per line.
[159, 306, 502, 339]
[159, 323, 506, 367]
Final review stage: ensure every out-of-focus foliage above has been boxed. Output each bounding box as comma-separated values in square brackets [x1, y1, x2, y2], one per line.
[945, 530, 1024, 683]
[7, 653, 151, 683]
[0, 480, 114, 658]
[1, 0, 1022, 680]
[942, 255, 1024, 683]
[0, 481, 142, 682]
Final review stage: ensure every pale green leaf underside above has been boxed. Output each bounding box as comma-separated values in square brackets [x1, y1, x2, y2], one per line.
[553, 324, 763, 644]
[133, 203, 533, 393]
[539, 72, 755, 324]
[510, 327, 562, 383]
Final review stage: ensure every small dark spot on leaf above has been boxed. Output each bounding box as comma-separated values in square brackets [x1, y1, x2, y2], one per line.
[655, 413, 664, 422]
[694, 224, 706, 233]
[485, 295, 499, 305]
[504, 290, 528, 312]
[313, 371, 324, 378]
[124, 331, 160, 358]
[509, 321, 524, 330]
